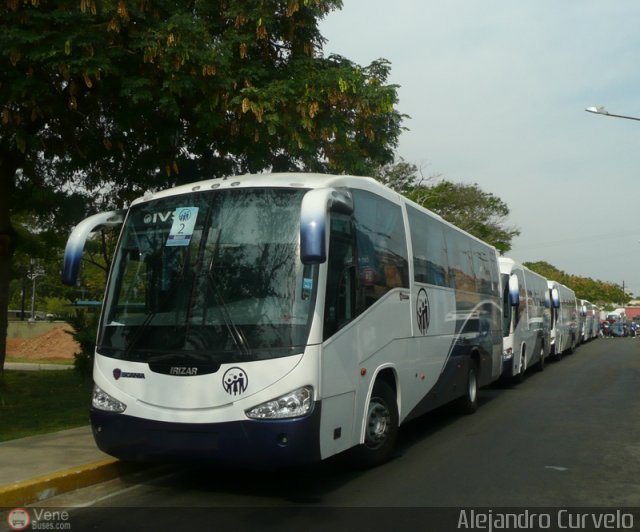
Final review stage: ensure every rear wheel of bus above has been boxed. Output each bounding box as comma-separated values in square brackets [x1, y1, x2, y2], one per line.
[456, 359, 479, 415]
[536, 344, 545, 372]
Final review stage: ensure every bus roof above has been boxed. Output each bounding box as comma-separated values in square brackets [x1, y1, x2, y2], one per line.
[130, 173, 396, 206]
[129, 172, 496, 252]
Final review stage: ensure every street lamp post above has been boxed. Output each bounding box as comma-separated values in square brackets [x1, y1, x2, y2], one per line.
[585, 106, 640, 122]
[27, 259, 45, 321]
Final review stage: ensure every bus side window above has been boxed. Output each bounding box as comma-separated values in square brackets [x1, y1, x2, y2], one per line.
[351, 189, 409, 309]
[323, 214, 356, 340]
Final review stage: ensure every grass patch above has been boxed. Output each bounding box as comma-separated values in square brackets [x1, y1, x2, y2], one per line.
[0, 370, 93, 442]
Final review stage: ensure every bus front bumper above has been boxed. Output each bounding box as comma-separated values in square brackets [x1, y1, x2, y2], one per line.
[90, 405, 322, 468]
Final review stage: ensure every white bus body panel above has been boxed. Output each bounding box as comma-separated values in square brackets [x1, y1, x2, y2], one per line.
[318, 286, 461, 459]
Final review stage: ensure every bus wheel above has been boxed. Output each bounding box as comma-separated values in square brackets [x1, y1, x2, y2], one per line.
[457, 360, 479, 415]
[536, 345, 545, 372]
[513, 351, 527, 384]
[349, 380, 398, 468]
[554, 346, 562, 362]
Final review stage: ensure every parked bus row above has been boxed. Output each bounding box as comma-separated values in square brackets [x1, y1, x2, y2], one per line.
[62, 173, 598, 470]
[498, 258, 599, 384]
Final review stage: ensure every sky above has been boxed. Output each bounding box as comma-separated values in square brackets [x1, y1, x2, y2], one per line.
[319, 0, 640, 296]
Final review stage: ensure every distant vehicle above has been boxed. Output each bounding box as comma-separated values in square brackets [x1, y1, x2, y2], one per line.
[608, 322, 628, 337]
[499, 257, 551, 381]
[547, 281, 578, 359]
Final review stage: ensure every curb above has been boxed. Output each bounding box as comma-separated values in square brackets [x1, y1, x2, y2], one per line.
[3, 362, 73, 371]
[0, 458, 137, 507]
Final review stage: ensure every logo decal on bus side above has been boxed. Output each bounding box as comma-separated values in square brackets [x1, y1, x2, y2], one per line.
[417, 288, 430, 335]
[222, 367, 248, 396]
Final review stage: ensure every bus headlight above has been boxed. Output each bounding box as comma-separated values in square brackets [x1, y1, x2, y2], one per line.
[245, 386, 314, 420]
[92, 385, 127, 413]
[502, 347, 513, 360]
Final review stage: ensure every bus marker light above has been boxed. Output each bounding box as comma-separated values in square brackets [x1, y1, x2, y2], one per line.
[360, 368, 367, 376]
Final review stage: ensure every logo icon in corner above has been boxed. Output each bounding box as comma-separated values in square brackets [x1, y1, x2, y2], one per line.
[416, 288, 430, 335]
[222, 367, 248, 396]
[7, 508, 30, 531]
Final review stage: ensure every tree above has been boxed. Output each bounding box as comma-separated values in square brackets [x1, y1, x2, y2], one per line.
[524, 261, 628, 306]
[372, 157, 434, 195]
[412, 181, 520, 254]
[0, 0, 406, 371]
[375, 161, 520, 253]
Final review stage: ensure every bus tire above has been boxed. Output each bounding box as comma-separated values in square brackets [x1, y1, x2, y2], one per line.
[554, 345, 562, 362]
[513, 349, 527, 384]
[349, 380, 398, 469]
[457, 359, 479, 415]
[536, 344, 545, 372]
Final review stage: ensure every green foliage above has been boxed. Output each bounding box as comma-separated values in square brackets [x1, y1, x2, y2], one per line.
[1, 0, 403, 203]
[0, 0, 406, 369]
[410, 181, 520, 254]
[375, 161, 520, 253]
[45, 297, 73, 319]
[524, 261, 628, 306]
[65, 310, 99, 376]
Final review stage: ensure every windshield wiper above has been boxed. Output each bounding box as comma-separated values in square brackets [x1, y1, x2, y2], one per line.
[121, 311, 157, 359]
[203, 270, 251, 357]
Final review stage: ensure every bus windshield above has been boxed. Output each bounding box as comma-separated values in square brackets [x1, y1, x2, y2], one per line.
[98, 188, 317, 364]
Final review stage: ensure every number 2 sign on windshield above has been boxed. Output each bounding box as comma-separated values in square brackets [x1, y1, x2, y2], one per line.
[166, 207, 199, 247]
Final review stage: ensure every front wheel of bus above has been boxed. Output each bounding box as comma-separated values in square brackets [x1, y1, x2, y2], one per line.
[349, 380, 398, 469]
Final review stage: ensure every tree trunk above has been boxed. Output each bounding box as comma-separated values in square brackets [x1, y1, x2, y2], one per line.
[0, 154, 19, 374]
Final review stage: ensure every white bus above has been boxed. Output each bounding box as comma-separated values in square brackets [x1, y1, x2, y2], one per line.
[579, 299, 595, 343]
[592, 304, 603, 338]
[62, 173, 503, 468]
[547, 281, 578, 360]
[499, 257, 551, 381]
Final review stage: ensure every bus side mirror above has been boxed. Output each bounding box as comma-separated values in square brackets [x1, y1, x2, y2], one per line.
[508, 274, 520, 307]
[300, 188, 353, 264]
[61, 210, 125, 286]
[550, 288, 560, 309]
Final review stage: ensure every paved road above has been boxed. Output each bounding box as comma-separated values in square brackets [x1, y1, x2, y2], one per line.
[25, 338, 640, 530]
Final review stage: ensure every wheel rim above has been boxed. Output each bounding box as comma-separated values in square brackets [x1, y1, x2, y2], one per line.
[468, 368, 477, 403]
[365, 398, 391, 450]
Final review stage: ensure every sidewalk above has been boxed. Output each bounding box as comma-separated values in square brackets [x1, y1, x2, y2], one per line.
[4, 362, 72, 371]
[0, 426, 140, 508]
